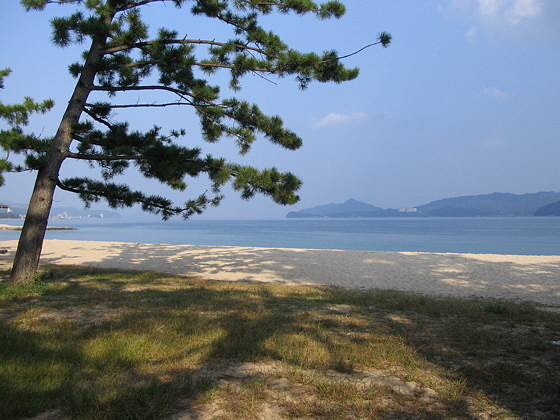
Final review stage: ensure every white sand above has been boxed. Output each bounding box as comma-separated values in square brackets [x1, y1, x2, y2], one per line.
[1, 239, 559, 307]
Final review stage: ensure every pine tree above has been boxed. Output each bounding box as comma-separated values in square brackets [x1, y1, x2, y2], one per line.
[7, 0, 390, 285]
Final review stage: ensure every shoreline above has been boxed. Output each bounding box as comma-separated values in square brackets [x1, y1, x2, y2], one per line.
[0, 224, 77, 231]
[2, 217, 559, 256]
[1, 239, 559, 308]
[1, 233, 558, 257]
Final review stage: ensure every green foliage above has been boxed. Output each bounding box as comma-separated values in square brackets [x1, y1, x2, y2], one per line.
[0, 68, 54, 186]
[14, 0, 390, 218]
[0, 275, 50, 300]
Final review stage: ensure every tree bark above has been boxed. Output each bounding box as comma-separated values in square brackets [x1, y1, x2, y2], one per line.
[8, 35, 108, 286]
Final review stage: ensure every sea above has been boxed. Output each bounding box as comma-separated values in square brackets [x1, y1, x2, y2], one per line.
[2, 217, 560, 255]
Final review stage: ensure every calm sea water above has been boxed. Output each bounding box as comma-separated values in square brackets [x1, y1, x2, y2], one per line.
[2, 217, 560, 255]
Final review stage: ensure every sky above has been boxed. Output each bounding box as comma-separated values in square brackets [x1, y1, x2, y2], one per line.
[0, 0, 559, 219]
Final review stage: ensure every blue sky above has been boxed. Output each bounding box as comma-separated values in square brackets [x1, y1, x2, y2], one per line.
[1, 0, 559, 219]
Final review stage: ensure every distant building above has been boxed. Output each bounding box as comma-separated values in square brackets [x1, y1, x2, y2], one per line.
[399, 207, 418, 213]
[0, 204, 11, 214]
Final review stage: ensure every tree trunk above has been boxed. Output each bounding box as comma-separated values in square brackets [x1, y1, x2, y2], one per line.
[8, 34, 109, 286]
[8, 162, 61, 285]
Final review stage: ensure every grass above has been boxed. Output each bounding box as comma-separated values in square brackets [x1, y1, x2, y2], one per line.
[1, 263, 559, 419]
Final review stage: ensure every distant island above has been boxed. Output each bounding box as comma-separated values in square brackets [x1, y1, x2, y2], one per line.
[286, 192, 560, 218]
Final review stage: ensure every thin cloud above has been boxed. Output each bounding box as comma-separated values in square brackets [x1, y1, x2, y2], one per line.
[443, 0, 549, 42]
[310, 112, 368, 129]
[465, 26, 479, 41]
[482, 86, 512, 100]
[478, 0, 542, 24]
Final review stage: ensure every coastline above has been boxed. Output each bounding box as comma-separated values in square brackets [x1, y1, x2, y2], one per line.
[1, 239, 559, 308]
[0, 224, 76, 231]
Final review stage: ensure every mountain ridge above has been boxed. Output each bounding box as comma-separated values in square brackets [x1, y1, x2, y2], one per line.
[286, 192, 560, 218]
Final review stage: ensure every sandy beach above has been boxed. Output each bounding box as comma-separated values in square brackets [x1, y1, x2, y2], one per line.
[1, 239, 559, 307]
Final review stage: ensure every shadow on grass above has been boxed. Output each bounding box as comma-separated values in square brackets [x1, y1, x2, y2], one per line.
[334, 286, 560, 416]
[1, 265, 559, 418]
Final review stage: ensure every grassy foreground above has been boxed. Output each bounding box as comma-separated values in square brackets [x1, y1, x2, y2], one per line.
[1, 263, 559, 419]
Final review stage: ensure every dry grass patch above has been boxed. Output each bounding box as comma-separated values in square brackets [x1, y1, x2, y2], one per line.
[1, 264, 559, 419]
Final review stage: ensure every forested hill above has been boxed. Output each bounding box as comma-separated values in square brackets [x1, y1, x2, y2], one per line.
[417, 192, 560, 217]
[286, 192, 560, 218]
[286, 199, 390, 218]
[534, 201, 560, 216]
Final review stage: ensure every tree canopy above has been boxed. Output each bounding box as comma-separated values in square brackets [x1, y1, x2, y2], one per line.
[5, 0, 390, 285]
[4, 0, 390, 219]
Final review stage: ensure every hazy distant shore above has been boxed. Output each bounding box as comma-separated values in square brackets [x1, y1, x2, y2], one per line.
[1, 239, 559, 308]
[0, 224, 76, 231]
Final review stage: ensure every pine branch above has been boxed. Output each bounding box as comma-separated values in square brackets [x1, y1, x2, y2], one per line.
[234, 1, 321, 13]
[195, 61, 271, 72]
[109, 48, 382, 77]
[64, 151, 145, 161]
[120, 59, 277, 83]
[89, 85, 243, 140]
[103, 39, 270, 58]
[56, 178, 174, 210]
[64, 153, 214, 177]
[196, 0, 248, 32]
[83, 106, 114, 130]
[333, 36, 392, 61]
[120, 57, 273, 74]
[44, 0, 78, 5]
[91, 84, 195, 101]
[115, 0, 170, 13]
[56, 177, 216, 219]
[91, 84, 224, 112]
[85, 101, 192, 109]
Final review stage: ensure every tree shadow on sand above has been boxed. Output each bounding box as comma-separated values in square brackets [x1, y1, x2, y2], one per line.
[21, 239, 560, 308]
